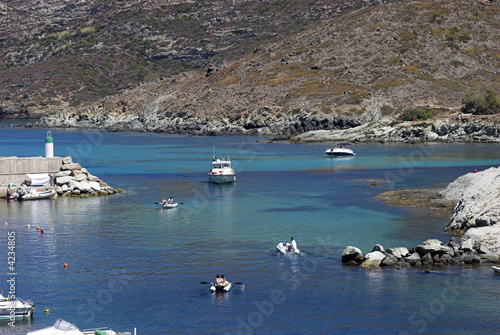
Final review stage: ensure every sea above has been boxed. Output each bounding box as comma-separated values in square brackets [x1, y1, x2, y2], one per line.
[0, 126, 499, 335]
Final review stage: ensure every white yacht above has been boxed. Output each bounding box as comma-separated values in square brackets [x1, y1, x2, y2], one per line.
[208, 156, 236, 184]
[0, 291, 34, 320]
[325, 143, 356, 156]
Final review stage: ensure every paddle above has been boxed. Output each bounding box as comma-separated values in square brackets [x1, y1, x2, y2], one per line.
[200, 282, 213, 285]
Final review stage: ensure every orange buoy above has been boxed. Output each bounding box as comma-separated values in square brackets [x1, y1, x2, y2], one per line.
[64, 263, 68, 268]
[41, 229, 44, 233]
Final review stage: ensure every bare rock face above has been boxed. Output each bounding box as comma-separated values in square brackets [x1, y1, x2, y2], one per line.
[442, 167, 500, 253]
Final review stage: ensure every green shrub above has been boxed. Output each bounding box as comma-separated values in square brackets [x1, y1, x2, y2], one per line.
[399, 107, 437, 121]
[461, 90, 500, 115]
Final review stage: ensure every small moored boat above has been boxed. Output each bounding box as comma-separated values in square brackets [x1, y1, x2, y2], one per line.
[325, 143, 356, 156]
[493, 266, 500, 273]
[208, 156, 236, 184]
[15, 188, 56, 201]
[0, 291, 35, 320]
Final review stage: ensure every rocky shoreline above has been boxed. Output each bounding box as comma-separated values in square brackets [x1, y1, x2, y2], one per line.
[343, 167, 500, 269]
[30, 110, 500, 143]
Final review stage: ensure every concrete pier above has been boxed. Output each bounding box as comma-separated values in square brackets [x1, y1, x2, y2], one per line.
[0, 156, 63, 187]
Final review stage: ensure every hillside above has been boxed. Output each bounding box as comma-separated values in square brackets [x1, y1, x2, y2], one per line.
[0, 0, 387, 118]
[2, 0, 500, 137]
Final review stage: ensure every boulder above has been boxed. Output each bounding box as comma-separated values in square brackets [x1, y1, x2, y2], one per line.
[421, 253, 433, 265]
[480, 253, 500, 263]
[440, 254, 452, 264]
[422, 239, 442, 246]
[61, 163, 82, 171]
[360, 251, 385, 268]
[89, 181, 101, 192]
[386, 247, 410, 259]
[381, 253, 398, 266]
[461, 238, 475, 252]
[61, 184, 69, 192]
[56, 176, 73, 186]
[73, 172, 87, 182]
[55, 186, 63, 195]
[77, 181, 91, 193]
[62, 156, 72, 164]
[55, 170, 72, 178]
[341, 246, 364, 264]
[72, 189, 81, 195]
[415, 244, 454, 257]
[89, 175, 100, 182]
[447, 236, 462, 249]
[463, 253, 481, 264]
[405, 252, 421, 266]
[372, 244, 385, 252]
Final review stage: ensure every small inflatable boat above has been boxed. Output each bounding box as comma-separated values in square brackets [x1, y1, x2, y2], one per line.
[276, 242, 300, 254]
[163, 203, 178, 209]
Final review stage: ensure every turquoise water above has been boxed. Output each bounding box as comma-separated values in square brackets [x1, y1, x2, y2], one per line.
[0, 128, 499, 334]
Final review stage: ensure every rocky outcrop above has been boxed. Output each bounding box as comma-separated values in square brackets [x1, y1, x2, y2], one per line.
[52, 156, 123, 197]
[291, 117, 500, 143]
[441, 167, 500, 252]
[37, 109, 364, 136]
[342, 237, 499, 269]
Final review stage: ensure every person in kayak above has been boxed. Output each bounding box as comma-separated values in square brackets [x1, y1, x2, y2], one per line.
[167, 197, 174, 204]
[288, 237, 297, 252]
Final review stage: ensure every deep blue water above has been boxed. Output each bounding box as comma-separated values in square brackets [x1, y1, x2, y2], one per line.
[0, 127, 499, 334]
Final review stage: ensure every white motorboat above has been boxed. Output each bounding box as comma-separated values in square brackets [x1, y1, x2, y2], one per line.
[493, 266, 500, 273]
[208, 156, 236, 184]
[210, 282, 232, 293]
[26, 318, 131, 335]
[276, 242, 300, 254]
[325, 143, 356, 156]
[163, 203, 178, 209]
[0, 291, 34, 320]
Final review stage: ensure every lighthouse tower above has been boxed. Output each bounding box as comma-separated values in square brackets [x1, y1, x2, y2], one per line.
[45, 131, 54, 157]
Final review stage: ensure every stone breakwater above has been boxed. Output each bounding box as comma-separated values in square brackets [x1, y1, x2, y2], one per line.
[342, 166, 500, 269]
[53, 156, 123, 197]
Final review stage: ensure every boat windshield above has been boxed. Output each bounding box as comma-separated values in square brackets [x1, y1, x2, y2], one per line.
[54, 319, 79, 330]
[212, 164, 222, 169]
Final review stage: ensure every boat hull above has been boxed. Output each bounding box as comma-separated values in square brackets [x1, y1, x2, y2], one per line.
[276, 243, 300, 254]
[210, 283, 232, 293]
[18, 189, 56, 201]
[0, 299, 35, 319]
[493, 266, 500, 273]
[162, 203, 178, 209]
[208, 174, 236, 184]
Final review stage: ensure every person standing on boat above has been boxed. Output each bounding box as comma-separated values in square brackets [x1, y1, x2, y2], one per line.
[167, 197, 174, 204]
[6, 185, 11, 199]
[289, 237, 297, 252]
